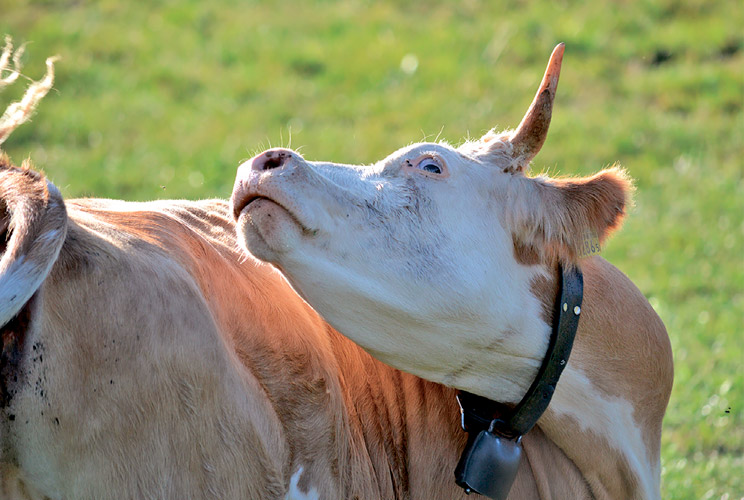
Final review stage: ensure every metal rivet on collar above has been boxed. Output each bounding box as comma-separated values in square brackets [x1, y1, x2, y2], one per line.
[562, 303, 568, 312]
[574, 306, 581, 315]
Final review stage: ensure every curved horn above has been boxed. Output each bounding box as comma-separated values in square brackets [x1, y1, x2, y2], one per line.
[509, 43, 564, 167]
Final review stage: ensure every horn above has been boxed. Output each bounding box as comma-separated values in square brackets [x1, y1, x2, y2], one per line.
[509, 43, 565, 167]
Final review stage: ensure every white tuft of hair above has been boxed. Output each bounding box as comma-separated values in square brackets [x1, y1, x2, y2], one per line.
[0, 36, 59, 146]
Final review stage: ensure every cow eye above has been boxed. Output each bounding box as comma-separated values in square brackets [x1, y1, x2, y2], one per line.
[415, 158, 443, 175]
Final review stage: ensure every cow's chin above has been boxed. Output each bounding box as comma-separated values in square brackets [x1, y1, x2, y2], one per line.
[237, 198, 303, 262]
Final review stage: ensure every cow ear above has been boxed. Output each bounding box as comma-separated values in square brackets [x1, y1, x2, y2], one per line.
[508, 167, 633, 265]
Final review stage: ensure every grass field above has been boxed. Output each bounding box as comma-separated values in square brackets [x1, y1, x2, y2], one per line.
[2, 0, 742, 497]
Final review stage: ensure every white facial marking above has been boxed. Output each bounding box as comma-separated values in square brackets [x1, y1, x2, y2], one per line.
[552, 367, 659, 499]
[233, 142, 555, 401]
[284, 467, 319, 500]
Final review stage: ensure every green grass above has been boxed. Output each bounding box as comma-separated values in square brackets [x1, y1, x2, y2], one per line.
[2, 0, 742, 497]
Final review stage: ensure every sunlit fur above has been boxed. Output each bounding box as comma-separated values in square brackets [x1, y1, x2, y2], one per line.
[0, 159, 663, 499]
[231, 131, 671, 498]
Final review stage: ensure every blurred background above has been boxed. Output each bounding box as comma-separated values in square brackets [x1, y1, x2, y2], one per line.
[1, 0, 742, 497]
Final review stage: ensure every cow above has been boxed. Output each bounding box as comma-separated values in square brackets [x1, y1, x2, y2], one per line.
[0, 45, 672, 499]
[0, 161, 467, 500]
[0, 161, 652, 500]
[230, 44, 674, 499]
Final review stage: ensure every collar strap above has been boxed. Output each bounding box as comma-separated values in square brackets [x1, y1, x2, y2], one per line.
[457, 263, 584, 439]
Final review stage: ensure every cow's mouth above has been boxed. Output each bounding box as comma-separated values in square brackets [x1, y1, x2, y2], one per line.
[235, 195, 269, 216]
[232, 187, 317, 235]
[231, 192, 261, 220]
[234, 195, 307, 232]
[233, 192, 318, 260]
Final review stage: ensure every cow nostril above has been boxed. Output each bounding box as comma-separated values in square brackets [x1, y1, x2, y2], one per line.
[253, 149, 293, 172]
[262, 157, 284, 170]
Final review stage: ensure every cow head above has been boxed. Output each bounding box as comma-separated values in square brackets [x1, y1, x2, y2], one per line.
[231, 45, 632, 402]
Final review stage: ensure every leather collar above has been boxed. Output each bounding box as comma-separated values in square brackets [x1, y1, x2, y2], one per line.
[454, 263, 584, 497]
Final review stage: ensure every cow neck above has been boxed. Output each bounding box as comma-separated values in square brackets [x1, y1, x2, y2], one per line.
[454, 263, 583, 498]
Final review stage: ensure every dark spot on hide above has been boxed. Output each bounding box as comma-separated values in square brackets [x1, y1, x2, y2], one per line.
[1, 293, 38, 408]
[0, 202, 8, 255]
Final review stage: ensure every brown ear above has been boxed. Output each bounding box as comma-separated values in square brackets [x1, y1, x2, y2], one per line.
[509, 167, 633, 265]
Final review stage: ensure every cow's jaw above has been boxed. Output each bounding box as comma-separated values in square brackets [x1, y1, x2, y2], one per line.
[232, 144, 552, 403]
[236, 199, 298, 259]
[232, 165, 321, 260]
